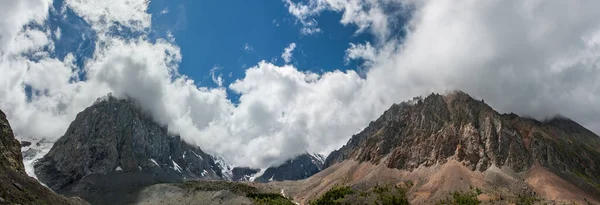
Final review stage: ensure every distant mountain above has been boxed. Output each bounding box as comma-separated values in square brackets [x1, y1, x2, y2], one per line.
[295, 91, 600, 204]
[34, 95, 223, 205]
[0, 109, 88, 205]
[254, 153, 326, 183]
[230, 167, 260, 181]
[210, 152, 326, 183]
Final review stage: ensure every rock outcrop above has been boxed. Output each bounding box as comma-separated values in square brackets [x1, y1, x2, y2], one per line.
[231, 167, 260, 181]
[0, 110, 25, 173]
[34, 95, 222, 205]
[0, 109, 88, 205]
[324, 91, 600, 199]
[255, 153, 325, 183]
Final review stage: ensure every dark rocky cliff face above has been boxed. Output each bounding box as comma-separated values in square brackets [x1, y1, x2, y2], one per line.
[34, 95, 222, 205]
[230, 167, 260, 181]
[0, 109, 88, 205]
[0, 109, 24, 173]
[255, 153, 325, 183]
[325, 91, 600, 195]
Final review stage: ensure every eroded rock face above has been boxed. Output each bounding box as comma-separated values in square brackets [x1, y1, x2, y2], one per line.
[325, 91, 600, 186]
[34, 95, 222, 204]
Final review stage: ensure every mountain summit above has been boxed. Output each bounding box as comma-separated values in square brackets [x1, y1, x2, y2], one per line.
[296, 91, 600, 204]
[326, 91, 600, 175]
[34, 95, 222, 204]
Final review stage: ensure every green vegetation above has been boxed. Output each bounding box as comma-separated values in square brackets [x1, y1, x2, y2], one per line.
[437, 190, 480, 205]
[310, 186, 354, 205]
[310, 184, 409, 205]
[176, 180, 259, 195]
[575, 171, 600, 191]
[247, 193, 296, 205]
[373, 185, 410, 205]
[515, 194, 538, 205]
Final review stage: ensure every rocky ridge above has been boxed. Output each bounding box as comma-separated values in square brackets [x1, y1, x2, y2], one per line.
[324, 91, 600, 199]
[34, 95, 223, 204]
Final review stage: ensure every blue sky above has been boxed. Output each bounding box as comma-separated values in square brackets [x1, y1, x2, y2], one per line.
[147, 0, 371, 89]
[46, 0, 373, 103]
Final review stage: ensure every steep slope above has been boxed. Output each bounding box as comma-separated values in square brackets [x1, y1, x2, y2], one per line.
[0, 109, 88, 205]
[312, 91, 600, 204]
[34, 95, 222, 205]
[254, 153, 325, 183]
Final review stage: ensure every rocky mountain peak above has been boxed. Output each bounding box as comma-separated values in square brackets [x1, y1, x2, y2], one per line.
[324, 91, 600, 187]
[34, 95, 222, 204]
[254, 153, 326, 183]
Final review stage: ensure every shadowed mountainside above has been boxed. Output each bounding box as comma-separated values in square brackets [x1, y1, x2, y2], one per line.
[0, 109, 89, 205]
[34, 95, 223, 205]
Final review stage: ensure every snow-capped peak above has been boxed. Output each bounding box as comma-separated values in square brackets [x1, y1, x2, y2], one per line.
[211, 155, 233, 181]
[308, 152, 327, 166]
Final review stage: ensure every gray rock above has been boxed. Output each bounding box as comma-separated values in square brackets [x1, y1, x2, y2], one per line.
[231, 167, 259, 181]
[12, 183, 23, 191]
[20, 141, 31, 147]
[22, 148, 41, 161]
[34, 95, 222, 205]
[255, 153, 325, 182]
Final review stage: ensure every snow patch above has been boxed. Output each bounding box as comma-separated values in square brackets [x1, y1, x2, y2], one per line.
[309, 152, 327, 164]
[212, 156, 233, 180]
[309, 152, 327, 168]
[249, 169, 266, 182]
[172, 160, 182, 172]
[149, 158, 159, 166]
[17, 137, 53, 180]
[191, 151, 203, 160]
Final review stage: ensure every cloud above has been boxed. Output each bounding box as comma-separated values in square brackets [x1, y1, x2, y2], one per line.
[281, 43, 296, 64]
[210, 66, 224, 87]
[243, 43, 253, 52]
[286, 0, 600, 133]
[284, 0, 394, 40]
[160, 7, 169, 15]
[2, 0, 600, 171]
[301, 27, 322, 35]
[65, 0, 151, 33]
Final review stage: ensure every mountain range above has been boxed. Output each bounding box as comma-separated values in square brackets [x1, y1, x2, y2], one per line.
[1, 91, 599, 204]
